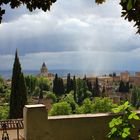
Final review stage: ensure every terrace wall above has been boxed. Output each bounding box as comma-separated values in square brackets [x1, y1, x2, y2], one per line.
[24, 104, 140, 140]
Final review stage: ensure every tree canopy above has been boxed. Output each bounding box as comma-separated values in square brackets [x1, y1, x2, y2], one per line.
[96, 0, 140, 34]
[0, 0, 140, 34]
[0, 0, 56, 23]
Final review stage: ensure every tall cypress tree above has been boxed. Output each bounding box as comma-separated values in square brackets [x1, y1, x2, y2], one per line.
[73, 76, 77, 102]
[93, 77, 100, 97]
[53, 73, 58, 94]
[67, 73, 71, 93]
[9, 50, 27, 119]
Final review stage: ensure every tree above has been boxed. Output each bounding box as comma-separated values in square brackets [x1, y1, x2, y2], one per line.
[49, 101, 72, 116]
[0, 0, 56, 23]
[58, 78, 65, 96]
[53, 73, 58, 94]
[76, 78, 91, 104]
[9, 50, 27, 119]
[119, 81, 130, 93]
[38, 77, 50, 91]
[1, 0, 140, 34]
[60, 92, 78, 113]
[46, 92, 57, 103]
[76, 98, 92, 114]
[39, 88, 43, 100]
[67, 73, 73, 93]
[53, 74, 64, 96]
[92, 97, 117, 113]
[25, 75, 37, 96]
[73, 76, 77, 102]
[131, 87, 140, 109]
[93, 78, 100, 97]
[96, 0, 140, 34]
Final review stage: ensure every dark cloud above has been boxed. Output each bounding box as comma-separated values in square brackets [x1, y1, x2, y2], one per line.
[0, 0, 140, 71]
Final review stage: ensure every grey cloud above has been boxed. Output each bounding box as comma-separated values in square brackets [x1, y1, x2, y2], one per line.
[0, 0, 140, 71]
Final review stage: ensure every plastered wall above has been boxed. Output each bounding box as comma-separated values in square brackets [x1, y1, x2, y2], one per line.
[24, 104, 140, 140]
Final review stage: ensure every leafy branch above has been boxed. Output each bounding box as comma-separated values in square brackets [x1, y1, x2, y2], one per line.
[108, 101, 140, 140]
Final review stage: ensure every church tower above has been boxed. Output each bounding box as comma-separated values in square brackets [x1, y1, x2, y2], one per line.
[40, 62, 48, 76]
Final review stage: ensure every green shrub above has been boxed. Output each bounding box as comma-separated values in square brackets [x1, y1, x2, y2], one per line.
[0, 105, 9, 119]
[46, 92, 57, 103]
[60, 92, 78, 113]
[92, 97, 117, 113]
[108, 101, 140, 139]
[49, 102, 72, 116]
[76, 98, 92, 114]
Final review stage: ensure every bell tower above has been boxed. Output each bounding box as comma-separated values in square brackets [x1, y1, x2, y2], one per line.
[40, 62, 48, 76]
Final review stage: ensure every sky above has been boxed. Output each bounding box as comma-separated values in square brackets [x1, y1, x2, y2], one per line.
[0, 0, 140, 73]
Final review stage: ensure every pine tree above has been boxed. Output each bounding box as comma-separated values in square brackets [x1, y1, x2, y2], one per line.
[9, 50, 27, 119]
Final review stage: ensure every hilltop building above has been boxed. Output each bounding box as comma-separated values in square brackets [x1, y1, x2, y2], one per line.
[37, 62, 54, 79]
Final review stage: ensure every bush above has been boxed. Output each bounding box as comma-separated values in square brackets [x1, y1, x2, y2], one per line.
[76, 97, 117, 114]
[108, 101, 139, 139]
[60, 92, 78, 113]
[46, 92, 57, 103]
[76, 98, 92, 114]
[49, 102, 72, 116]
[92, 97, 117, 113]
[0, 105, 9, 120]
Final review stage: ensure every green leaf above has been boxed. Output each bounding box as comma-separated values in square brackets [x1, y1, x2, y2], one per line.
[127, 0, 133, 10]
[111, 127, 117, 134]
[122, 132, 128, 138]
[128, 112, 140, 120]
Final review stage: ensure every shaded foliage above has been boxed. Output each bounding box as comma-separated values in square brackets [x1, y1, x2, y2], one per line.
[96, 0, 140, 34]
[0, 0, 56, 23]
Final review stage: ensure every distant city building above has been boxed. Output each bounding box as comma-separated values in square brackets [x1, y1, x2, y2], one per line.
[135, 72, 140, 77]
[37, 62, 54, 79]
[120, 71, 129, 82]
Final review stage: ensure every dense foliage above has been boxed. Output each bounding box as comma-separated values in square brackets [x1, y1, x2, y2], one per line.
[108, 101, 140, 139]
[49, 101, 72, 116]
[76, 97, 116, 114]
[131, 86, 140, 109]
[46, 92, 57, 103]
[96, 0, 140, 34]
[0, 0, 56, 23]
[53, 74, 65, 96]
[0, 105, 9, 120]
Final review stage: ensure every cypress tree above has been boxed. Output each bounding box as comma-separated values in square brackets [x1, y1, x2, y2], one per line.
[53, 73, 58, 94]
[67, 73, 71, 93]
[59, 78, 64, 96]
[9, 50, 27, 119]
[73, 76, 77, 102]
[126, 82, 130, 92]
[93, 77, 100, 97]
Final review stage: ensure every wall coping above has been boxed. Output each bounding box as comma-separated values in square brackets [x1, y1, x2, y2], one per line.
[48, 110, 140, 120]
[25, 104, 45, 108]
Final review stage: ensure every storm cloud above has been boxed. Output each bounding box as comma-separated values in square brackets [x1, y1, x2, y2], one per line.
[0, 0, 140, 72]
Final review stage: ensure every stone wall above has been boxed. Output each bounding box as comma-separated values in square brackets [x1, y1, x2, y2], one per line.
[24, 104, 140, 140]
